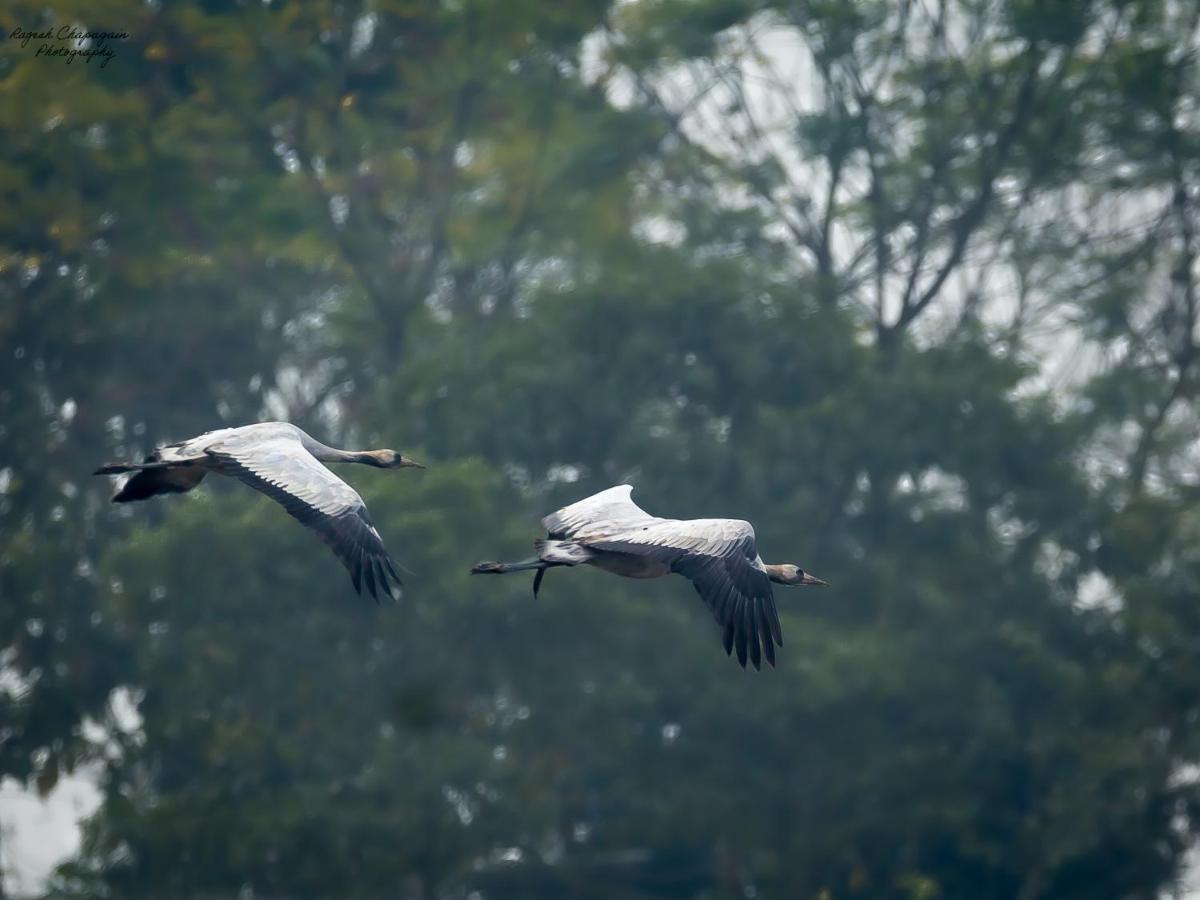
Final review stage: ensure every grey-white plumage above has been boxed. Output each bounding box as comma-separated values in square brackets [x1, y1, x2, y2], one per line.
[473, 484, 827, 670]
[94, 422, 423, 600]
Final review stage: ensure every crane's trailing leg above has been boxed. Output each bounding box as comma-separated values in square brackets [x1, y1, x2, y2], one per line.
[470, 558, 552, 598]
[470, 559, 547, 575]
[470, 539, 591, 599]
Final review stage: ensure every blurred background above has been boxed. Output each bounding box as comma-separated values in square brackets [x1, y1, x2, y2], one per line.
[2, 0, 1200, 897]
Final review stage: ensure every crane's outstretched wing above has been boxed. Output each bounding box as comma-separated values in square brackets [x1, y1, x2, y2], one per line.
[542, 484, 664, 538]
[588, 518, 782, 670]
[203, 435, 403, 600]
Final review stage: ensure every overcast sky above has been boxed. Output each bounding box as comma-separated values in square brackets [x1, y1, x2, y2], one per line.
[1, 773, 100, 896]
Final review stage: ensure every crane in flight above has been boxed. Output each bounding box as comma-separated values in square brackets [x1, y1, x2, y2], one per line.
[95, 422, 422, 600]
[472, 484, 826, 669]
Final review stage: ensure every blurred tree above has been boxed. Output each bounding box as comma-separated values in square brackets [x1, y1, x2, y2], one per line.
[0, 0, 314, 790]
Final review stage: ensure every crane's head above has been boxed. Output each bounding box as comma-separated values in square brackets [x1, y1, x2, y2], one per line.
[766, 564, 827, 587]
[365, 449, 425, 469]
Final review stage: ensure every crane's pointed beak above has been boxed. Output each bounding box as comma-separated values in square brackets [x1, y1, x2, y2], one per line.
[399, 456, 425, 469]
[800, 572, 827, 586]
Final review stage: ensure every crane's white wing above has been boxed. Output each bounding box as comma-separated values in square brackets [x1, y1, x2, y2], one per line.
[203, 434, 402, 600]
[587, 518, 782, 669]
[542, 484, 664, 539]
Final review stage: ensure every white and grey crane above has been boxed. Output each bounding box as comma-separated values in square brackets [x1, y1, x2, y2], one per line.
[94, 422, 423, 600]
[471, 484, 826, 669]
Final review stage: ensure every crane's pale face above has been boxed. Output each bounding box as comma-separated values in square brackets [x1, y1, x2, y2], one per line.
[783, 564, 827, 586]
[371, 449, 425, 469]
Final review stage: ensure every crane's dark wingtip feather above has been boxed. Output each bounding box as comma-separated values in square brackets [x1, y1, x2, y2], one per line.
[384, 556, 403, 585]
[380, 558, 403, 603]
[376, 559, 393, 604]
[746, 603, 761, 670]
[532, 567, 545, 599]
[363, 556, 378, 600]
[753, 599, 775, 669]
[768, 605, 783, 647]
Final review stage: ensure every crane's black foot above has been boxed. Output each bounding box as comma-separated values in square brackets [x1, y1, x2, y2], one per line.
[471, 561, 506, 574]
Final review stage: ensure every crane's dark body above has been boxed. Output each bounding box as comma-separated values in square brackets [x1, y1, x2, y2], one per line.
[111, 463, 206, 502]
[472, 485, 826, 670]
[95, 422, 421, 600]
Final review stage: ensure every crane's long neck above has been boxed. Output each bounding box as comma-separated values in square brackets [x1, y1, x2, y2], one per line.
[321, 448, 382, 465]
[299, 433, 377, 465]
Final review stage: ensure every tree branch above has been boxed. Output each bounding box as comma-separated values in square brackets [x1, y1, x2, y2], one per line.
[889, 45, 1050, 335]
